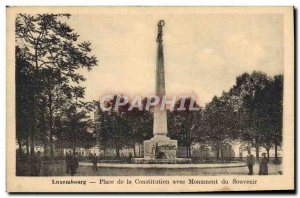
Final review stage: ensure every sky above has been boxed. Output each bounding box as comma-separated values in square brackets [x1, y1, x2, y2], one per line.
[67, 10, 284, 106]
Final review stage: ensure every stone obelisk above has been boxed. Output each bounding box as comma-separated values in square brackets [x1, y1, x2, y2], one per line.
[143, 20, 177, 161]
[153, 20, 168, 137]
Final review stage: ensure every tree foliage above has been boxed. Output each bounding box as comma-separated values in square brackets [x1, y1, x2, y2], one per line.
[93, 72, 283, 160]
[15, 14, 98, 159]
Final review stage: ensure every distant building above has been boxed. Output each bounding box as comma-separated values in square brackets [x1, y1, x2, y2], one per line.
[231, 141, 282, 158]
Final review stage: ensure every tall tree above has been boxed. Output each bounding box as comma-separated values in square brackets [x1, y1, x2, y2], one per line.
[271, 75, 283, 161]
[95, 95, 129, 158]
[16, 46, 33, 156]
[128, 98, 153, 157]
[15, 14, 98, 157]
[229, 71, 273, 160]
[168, 97, 202, 158]
[202, 94, 238, 159]
[257, 75, 283, 160]
[95, 97, 153, 158]
[58, 103, 95, 152]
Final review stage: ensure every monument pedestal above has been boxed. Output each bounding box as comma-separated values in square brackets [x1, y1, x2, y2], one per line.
[131, 135, 191, 164]
[144, 135, 177, 159]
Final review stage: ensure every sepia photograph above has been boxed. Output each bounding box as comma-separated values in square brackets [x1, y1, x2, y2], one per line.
[6, 6, 294, 192]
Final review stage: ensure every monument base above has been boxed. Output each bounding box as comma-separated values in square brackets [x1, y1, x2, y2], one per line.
[144, 135, 177, 159]
[132, 135, 192, 164]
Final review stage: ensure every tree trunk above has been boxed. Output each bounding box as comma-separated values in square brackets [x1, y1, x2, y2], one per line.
[30, 44, 40, 158]
[116, 146, 120, 158]
[30, 133, 35, 157]
[17, 139, 22, 157]
[132, 143, 136, 157]
[29, 91, 36, 158]
[255, 144, 259, 160]
[266, 148, 270, 159]
[139, 144, 141, 157]
[26, 138, 30, 157]
[186, 146, 189, 158]
[188, 143, 192, 158]
[49, 139, 54, 163]
[44, 143, 47, 156]
[275, 144, 278, 161]
[216, 144, 220, 160]
[48, 84, 54, 161]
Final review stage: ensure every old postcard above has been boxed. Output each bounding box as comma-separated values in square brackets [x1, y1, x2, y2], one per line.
[6, 6, 294, 192]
